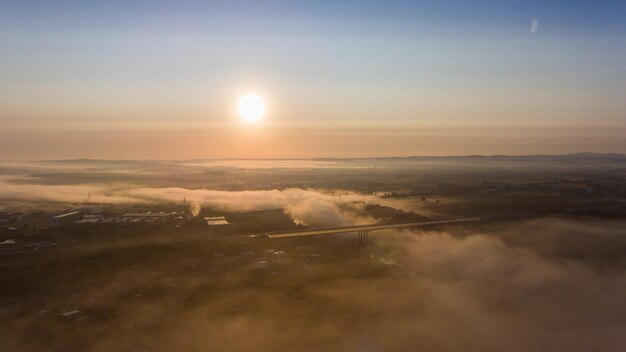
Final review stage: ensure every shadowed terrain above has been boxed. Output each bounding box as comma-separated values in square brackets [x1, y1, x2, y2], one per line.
[1, 156, 625, 351]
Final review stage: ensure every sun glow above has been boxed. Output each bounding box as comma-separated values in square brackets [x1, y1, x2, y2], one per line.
[238, 94, 265, 123]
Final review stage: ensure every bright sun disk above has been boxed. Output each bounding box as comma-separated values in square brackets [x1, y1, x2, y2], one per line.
[238, 94, 265, 123]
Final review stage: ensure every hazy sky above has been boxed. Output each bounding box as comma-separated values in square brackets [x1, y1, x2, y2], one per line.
[1, 1, 625, 159]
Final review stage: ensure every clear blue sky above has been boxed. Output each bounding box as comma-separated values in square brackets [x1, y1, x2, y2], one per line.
[1, 1, 625, 158]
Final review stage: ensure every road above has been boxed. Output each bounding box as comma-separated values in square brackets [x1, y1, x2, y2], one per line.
[263, 217, 482, 238]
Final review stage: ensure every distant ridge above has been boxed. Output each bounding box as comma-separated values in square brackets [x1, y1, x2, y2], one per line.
[37, 153, 626, 163]
[38, 159, 175, 164]
[314, 153, 626, 162]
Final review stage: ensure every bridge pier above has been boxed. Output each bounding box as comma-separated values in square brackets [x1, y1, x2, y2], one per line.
[357, 231, 369, 247]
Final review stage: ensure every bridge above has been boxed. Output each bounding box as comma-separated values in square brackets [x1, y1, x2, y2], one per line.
[260, 217, 482, 245]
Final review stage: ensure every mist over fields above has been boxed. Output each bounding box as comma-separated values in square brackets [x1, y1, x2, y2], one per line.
[2, 153, 625, 222]
[1, 156, 625, 351]
[0, 160, 408, 227]
[3, 218, 625, 351]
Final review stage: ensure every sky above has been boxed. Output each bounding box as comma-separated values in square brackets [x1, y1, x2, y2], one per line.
[1, 0, 625, 159]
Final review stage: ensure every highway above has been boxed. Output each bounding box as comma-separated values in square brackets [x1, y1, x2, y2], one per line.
[263, 217, 482, 238]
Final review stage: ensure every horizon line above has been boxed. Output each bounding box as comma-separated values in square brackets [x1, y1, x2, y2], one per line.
[5, 151, 622, 163]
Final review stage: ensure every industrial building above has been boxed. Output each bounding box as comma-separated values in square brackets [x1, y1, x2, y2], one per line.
[120, 212, 181, 223]
[205, 216, 230, 226]
[49, 211, 83, 227]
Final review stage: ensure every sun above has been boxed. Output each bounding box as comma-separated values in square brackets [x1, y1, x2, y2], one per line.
[238, 94, 265, 123]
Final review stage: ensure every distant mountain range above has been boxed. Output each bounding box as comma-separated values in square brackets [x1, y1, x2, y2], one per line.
[38, 153, 626, 164]
[318, 153, 626, 163]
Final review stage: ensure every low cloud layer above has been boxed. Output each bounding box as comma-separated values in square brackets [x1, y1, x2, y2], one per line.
[69, 218, 625, 351]
[124, 187, 378, 227]
[367, 219, 626, 351]
[0, 180, 397, 227]
[2, 197, 624, 351]
[1, 159, 424, 227]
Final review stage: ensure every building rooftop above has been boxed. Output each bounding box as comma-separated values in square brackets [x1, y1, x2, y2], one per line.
[205, 216, 230, 226]
[52, 211, 82, 219]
